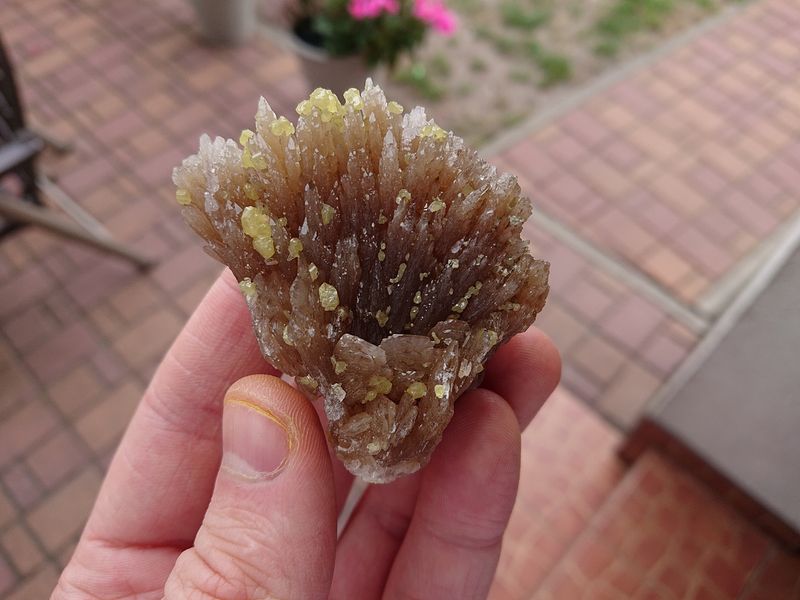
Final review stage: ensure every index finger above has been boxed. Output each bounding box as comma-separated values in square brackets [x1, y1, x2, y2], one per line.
[84, 268, 279, 548]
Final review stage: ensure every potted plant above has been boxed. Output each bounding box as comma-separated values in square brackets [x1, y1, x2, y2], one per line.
[292, 0, 457, 95]
[192, 0, 258, 46]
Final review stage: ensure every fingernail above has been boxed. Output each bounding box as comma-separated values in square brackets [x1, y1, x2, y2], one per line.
[222, 397, 291, 480]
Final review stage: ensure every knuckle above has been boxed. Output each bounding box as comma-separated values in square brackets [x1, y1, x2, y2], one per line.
[165, 511, 288, 600]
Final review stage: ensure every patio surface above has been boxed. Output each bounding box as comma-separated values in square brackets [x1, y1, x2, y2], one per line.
[1, 0, 799, 596]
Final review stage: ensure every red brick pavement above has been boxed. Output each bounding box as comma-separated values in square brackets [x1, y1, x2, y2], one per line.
[0, 0, 799, 596]
[498, 0, 800, 308]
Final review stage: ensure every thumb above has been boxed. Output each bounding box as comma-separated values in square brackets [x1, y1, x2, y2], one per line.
[164, 375, 337, 600]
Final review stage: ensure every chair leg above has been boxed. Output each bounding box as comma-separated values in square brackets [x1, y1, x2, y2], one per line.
[31, 128, 73, 154]
[37, 175, 111, 239]
[0, 191, 153, 269]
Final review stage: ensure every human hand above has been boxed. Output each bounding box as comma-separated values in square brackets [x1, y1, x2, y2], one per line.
[53, 269, 560, 600]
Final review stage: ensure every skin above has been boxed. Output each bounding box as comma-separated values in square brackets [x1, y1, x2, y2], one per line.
[52, 269, 560, 600]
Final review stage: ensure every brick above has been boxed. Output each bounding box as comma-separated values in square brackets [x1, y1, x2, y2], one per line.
[608, 81, 662, 119]
[1, 525, 44, 575]
[26, 466, 103, 552]
[4, 565, 60, 600]
[600, 294, 664, 352]
[598, 363, 662, 427]
[571, 335, 627, 383]
[597, 104, 637, 131]
[112, 308, 183, 369]
[763, 157, 800, 192]
[684, 163, 728, 198]
[75, 380, 142, 453]
[0, 265, 54, 319]
[561, 276, 615, 321]
[700, 143, 751, 179]
[0, 356, 38, 413]
[629, 194, 682, 239]
[58, 155, 116, 196]
[95, 110, 148, 144]
[141, 91, 179, 120]
[559, 110, 613, 148]
[535, 302, 587, 354]
[578, 157, 631, 199]
[47, 365, 105, 417]
[152, 242, 218, 295]
[543, 171, 593, 209]
[26, 430, 90, 489]
[722, 190, 780, 237]
[91, 348, 128, 385]
[108, 278, 164, 322]
[697, 209, 741, 243]
[543, 131, 589, 165]
[24, 321, 99, 383]
[0, 402, 59, 468]
[642, 329, 693, 375]
[0, 487, 17, 529]
[64, 257, 137, 310]
[24, 47, 70, 78]
[2, 463, 43, 508]
[675, 227, 734, 277]
[675, 272, 711, 303]
[87, 302, 126, 339]
[0, 555, 15, 596]
[649, 173, 709, 217]
[602, 138, 645, 172]
[130, 128, 170, 157]
[89, 91, 126, 121]
[175, 275, 216, 315]
[500, 139, 559, 185]
[592, 209, 658, 257]
[561, 363, 603, 406]
[106, 195, 168, 240]
[641, 247, 694, 288]
[628, 127, 680, 162]
[58, 540, 78, 569]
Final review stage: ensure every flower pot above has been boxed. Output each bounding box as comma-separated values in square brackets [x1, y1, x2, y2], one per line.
[291, 33, 371, 98]
[192, 0, 257, 46]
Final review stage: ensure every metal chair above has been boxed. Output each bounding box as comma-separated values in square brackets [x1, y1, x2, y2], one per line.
[0, 34, 152, 268]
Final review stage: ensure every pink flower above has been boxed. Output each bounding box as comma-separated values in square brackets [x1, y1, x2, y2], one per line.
[348, 0, 400, 19]
[412, 0, 457, 35]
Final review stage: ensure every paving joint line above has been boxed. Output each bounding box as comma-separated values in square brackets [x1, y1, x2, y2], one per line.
[695, 211, 800, 319]
[533, 208, 709, 334]
[643, 198, 800, 418]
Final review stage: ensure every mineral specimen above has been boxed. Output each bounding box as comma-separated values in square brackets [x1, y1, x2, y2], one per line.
[173, 80, 549, 483]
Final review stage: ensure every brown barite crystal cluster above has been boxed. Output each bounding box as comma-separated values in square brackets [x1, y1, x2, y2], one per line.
[173, 80, 549, 483]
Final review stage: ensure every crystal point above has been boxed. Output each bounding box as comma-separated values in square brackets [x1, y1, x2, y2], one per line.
[172, 80, 549, 483]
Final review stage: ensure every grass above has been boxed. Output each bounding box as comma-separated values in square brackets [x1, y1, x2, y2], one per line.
[428, 53, 452, 78]
[500, 2, 551, 30]
[470, 57, 488, 73]
[393, 63, 446, 101]
[524, 42, 573, 88]
[509, 68, 534, 84]
[475, 25, 518, 55]
[593, 0, 717, 57]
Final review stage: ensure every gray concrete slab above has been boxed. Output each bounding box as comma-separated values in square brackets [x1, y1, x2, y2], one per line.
[652, 247, 800, 534]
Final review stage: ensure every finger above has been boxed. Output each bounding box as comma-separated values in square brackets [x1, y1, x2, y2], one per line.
[382, 389, 521, 600]
[86, 270, 279, 547]
[330, 329, 555, 597]
[483, 327, 561, 427]
[329, 473, 421, 599]
[164, 375, 336, 600]
[57, 270, 280, 598]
